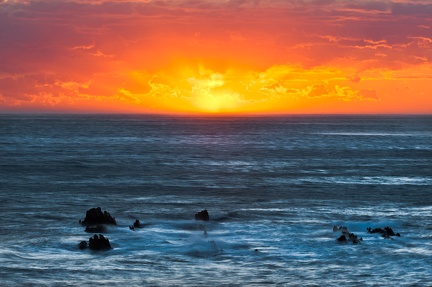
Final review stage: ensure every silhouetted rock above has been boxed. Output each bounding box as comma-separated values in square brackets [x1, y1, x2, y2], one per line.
[337, 235, 347, 242]
[88, 234, 112, 250]
[129, 219, 143, 230]
[367, 226, 400, 238]
[384, 227, 400, 237]
[195, 209, 209, 221]
[334, 226, 362, 244]
[78, 241, 88, 249]
[81, 207, 116, 226]
[348, 232, 362, 244]
[85, 225, 107, 233]
[367, 227, 384, 234]
[133, 219, 141, 228]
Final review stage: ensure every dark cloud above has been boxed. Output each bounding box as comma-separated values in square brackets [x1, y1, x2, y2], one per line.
[392, 2, 432, 17]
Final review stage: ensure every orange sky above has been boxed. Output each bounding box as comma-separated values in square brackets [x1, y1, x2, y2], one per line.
[0, 0, 431, 114]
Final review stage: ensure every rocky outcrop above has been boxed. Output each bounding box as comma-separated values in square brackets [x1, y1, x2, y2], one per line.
[78, 241, 88, 249]
[89, 234, 112, 250]
[337, 235, 347, 242]
[367, 227, 400, 238]
[333, 226, 362, 244]
[80, 207, 116, 226]
[129, 219, 142, 230]
[78, 234, 112, 250]
[195, 209, 209, 221]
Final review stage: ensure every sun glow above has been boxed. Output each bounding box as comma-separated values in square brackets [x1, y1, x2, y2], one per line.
[187, 71, 242, 113]
[94, 61, 432, 115]
[193, 92, 240, 113]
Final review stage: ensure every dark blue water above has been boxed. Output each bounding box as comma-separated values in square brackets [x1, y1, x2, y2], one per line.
[1, 115, 431, 286]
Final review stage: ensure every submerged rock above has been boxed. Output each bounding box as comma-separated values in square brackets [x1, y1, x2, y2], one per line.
[80, 207, 116, 226]
[85, 225, 107, 233]
[195, 209, 210, 221]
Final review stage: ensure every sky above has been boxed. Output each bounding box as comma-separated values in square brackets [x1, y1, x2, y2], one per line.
[0, 0, 431, 114]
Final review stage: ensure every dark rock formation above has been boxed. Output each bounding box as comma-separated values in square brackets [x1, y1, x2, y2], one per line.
[129, 219, 142, 230]
[78, 241, 88, 249]
[367, 227, 384, 234]
[367, 226, 400, 238]
[333, 226, 362, 244]
[81, 207, 116, 226]
[88, 234, 112, 250]
[384, 227, 400, 237]
[85, 225, 107, 233]
[133, 219, 141, 228]
[337, 235, 347, 242]
[348, 232, 362, 244]
[195, 209, 209, 221]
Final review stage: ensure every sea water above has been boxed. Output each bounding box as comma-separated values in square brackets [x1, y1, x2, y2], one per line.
[0, 114, 431, 286]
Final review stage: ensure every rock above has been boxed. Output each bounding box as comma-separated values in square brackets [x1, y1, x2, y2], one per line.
[384, 227, 396, 236]
[81, 207, 116, 226]
[367, 227, 384, 234]
[129, 219, 142, 231]
[348, 232, 362, 244]
[133, 219, 142, 228]
[334, 226, 362, 244]
[337, 235, 347, 242]
[195, 209, 209, 221]
[367, 226, 400, 238]
[85, 225, 107, 233]
[78, 241, 88, 249]
[88, 234, 112, 250]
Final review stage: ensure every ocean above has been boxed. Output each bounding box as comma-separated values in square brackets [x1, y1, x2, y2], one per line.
[0, 114, 431, 286]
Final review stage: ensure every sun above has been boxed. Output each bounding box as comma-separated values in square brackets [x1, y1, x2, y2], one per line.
[187, 70, 243, 113]
[193, 92, 241, 113]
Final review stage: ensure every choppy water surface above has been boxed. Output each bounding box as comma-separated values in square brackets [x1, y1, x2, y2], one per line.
[0, 115, 431, 286]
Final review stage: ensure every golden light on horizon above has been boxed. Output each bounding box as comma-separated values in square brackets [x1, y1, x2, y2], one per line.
[187, 70, 241, 113]
[193, 93, 238, 113]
